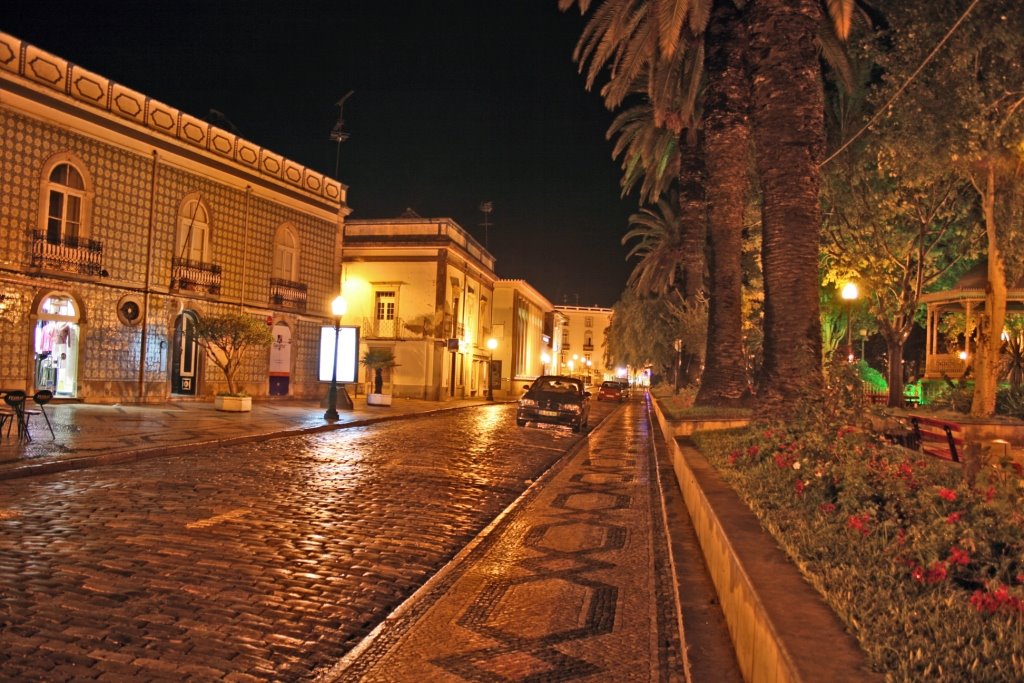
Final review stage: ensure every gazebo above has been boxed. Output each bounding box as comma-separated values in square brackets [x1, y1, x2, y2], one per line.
[919, 261, 1024, 380]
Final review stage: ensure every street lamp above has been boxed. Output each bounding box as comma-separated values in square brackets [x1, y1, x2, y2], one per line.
[841, 282, 859, 362]
[324, 294, 347, 420]
[540, 351, 550, 376]
[486, 337, 498, 401]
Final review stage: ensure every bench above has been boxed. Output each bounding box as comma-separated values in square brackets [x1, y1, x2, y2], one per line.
[909, 416, 963, 463]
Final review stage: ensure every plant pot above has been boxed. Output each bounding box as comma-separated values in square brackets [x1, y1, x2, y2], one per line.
[215, 395, 252, 412]
[367, 393, 392, 407]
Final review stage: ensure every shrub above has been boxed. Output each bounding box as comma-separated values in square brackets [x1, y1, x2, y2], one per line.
[691, 391, 1024, 680]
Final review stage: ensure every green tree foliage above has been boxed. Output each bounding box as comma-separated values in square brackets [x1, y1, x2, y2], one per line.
[604, 289, 683, 378]
[192, 313, 273, 396]
[865, 0, 1024, 415]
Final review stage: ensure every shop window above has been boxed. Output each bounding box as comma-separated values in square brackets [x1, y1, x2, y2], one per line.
[34, 293, 81, 398]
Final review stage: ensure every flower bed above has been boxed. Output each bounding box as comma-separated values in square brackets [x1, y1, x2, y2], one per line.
[693, 416, 1024, 680]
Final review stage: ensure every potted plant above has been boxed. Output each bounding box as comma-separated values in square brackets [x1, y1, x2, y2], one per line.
[193, 312, 273, 412]
[362, 347, 397, 406]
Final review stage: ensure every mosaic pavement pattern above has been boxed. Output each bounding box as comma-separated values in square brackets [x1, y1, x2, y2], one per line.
[333, 401, 685, 682]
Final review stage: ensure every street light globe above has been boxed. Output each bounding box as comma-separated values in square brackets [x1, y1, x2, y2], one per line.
[841, 282, 859, 301]
[541, 352, 551, 364]
[331, 294, 347, 317]
[486, 337, 498, 351]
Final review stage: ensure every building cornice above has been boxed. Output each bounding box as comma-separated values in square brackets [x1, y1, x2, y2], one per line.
[0, 31, 346, 211]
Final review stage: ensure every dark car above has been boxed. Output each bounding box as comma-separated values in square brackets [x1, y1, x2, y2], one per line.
[597, 380, 627, 402]
[516, 375, 591, 432]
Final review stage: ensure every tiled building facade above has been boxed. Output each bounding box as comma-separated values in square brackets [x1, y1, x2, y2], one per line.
[0, 32, 347, 403]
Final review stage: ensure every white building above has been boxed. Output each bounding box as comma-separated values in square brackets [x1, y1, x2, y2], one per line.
[341, 214, 496, 400]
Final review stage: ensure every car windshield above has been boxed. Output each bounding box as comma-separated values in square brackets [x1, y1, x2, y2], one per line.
[601, 382, 618, 389]
[532, 377, 582, 395]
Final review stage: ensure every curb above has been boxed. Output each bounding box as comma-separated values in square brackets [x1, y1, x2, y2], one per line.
[0, 403, 489, 481]
[649, 398, 879, 683]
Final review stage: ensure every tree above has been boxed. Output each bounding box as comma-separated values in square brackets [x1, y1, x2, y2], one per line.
[193, 313, 273, 396]
[866, 0, 1024, 416]
[361, 348, 397, 395]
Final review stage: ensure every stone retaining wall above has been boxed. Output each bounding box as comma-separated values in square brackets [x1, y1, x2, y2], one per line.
[650, 397, 879, 682]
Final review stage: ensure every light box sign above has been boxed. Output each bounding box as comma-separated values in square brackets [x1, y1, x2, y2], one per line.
[318, 325, 360, 383]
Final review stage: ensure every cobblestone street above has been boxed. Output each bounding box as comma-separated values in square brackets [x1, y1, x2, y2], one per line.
[0, 403, 616, 681]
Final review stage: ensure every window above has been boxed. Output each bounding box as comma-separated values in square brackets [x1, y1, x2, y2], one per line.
[584, 316, 593, 328]
[272, 224, 298, 280]
[45, 163, 85, 244]
[177, 198, 210, 263]
[584, 332, 593, 348]
[375, 291, 396, 321]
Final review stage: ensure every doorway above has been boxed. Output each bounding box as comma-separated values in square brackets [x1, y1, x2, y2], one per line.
[171, 310, 199, 395]
[34, 293, 80, 398]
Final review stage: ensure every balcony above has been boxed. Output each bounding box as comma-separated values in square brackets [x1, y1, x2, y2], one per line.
[583, 343, 594, 351]
[362, 316, 403, 339]
[31, 230, 103, 276]
[269, 278, 308, 311]
[171, 257, 222, 295]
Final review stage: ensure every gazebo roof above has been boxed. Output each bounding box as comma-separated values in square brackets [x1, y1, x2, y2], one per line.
[920, 260, 1024, 310]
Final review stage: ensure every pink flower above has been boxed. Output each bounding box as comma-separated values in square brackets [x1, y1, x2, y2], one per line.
[747, 445, 760, 458]
[911, 561, 948, 584]
[794, 479, 807, 495]
[819, 503, 837, 514]
[937, 487, 958, 502]
[946, 512, 962, 525]
[728, 451, 740, 464]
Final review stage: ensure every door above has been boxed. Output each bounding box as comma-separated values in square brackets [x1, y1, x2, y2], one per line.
[172, 311, 199, 395]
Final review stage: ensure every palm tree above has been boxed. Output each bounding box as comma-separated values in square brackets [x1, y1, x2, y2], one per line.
[695, 0, 752, 403]
[564, 0, 858, 409]
[622, 194, 685, 296]
[745, 0, 829, 407]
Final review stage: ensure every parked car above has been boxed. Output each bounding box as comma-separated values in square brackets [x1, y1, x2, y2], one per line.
[516, 375, 591, 432]
[597, 380, 627, 402]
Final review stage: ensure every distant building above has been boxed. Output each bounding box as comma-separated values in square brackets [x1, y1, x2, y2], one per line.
[491, 280, 560, 397]
[554, 305, 614, 385]
[341, 214, 496, 400]
[0, 32, 348, 402]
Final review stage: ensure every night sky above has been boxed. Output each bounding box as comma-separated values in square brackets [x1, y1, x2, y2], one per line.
[3, 1, 637, 307]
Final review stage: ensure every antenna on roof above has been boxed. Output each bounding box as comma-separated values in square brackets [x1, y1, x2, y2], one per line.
[330, 90, 354, 178]
[479, 201, 493, 249]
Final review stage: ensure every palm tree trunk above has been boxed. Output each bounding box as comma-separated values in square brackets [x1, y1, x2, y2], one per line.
[747, 0, 826, 408]
[696, 0, 752, 405]
[678, 132, 707, 301]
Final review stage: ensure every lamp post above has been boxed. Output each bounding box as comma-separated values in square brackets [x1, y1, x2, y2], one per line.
[324, 294, 347, 420]
[841, 282, 858, 362]
[486, 337, 498, 401]
[540, 351, 550, 376]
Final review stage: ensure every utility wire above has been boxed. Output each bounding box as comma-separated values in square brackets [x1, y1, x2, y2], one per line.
[822, 0, 984, 167]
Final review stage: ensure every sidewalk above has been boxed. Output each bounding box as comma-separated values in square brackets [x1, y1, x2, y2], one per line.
[320, 399, 733, 682]
[0, 394, 491, 480]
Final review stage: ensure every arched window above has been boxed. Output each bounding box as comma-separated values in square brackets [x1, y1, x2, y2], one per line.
[272, 224, 299, 281]
[45, 162, 86, 244]
[177, 198, 210, 263]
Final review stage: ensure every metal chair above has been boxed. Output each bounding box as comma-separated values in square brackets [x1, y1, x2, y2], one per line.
[2, 391, 32, 441]
[32, 390, 55, 439]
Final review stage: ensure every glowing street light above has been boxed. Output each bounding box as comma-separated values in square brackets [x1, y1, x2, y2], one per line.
[324, 294, 347, 420]
[486, 337, 498, 401]
[540, 351, 551, 375]
[841, 282, 859, 362]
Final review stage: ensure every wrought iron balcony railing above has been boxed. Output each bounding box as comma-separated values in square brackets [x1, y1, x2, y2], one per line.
[31, 230, 103, 276]
[269, 278, 308, 311]
[171, 257, 222, 295]
[362, 316, 403, 339]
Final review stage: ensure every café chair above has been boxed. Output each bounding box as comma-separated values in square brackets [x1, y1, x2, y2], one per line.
[32, 390, 55, 439]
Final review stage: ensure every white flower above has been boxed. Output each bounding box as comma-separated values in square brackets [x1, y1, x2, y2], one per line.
[793, 461, 802, 471]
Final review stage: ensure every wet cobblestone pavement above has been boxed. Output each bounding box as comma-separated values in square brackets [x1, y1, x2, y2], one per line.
[0, 403, 613, 681]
